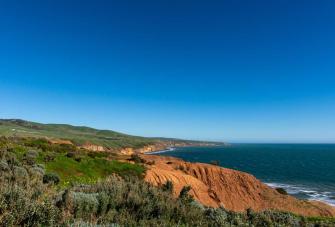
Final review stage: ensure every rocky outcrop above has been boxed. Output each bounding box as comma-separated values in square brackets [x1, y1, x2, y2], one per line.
[80, 142, 105, 152]
[120, 147, 134, 155]
[142, 155, 335, 217]
[48, 139, 74, 145]
[120, 143, 169, 155]
[121, 142, 219, 155]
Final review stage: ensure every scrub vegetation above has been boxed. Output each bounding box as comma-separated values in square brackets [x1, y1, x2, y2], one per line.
[1, 136, 335, 226]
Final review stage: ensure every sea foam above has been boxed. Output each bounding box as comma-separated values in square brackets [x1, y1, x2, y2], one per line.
[266, 182, 335, 206]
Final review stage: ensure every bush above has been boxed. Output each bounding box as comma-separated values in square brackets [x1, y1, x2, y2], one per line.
[0, 185, 60, 226]
[66, 151, 76, 158]
[43, 173, 60, 185]
[5, 152, 19, 166]
[130, 154, 143, 164]
[56, 176, 209, 225]
[13, 166, 29, 185]
[176, 165, 186, 172]
[71, 192, 99, 218]
[26, 150, 38, 159]
[44, 153, 55, 162]
[276, 187, 288, 195]
[161, 180, 173, 193]
[0, 160, 9, 171]
[24, 150, 38, 165]
[30, 166, 45, 176]
[205, 207, 229, 225]
[179, 185, 194, 204]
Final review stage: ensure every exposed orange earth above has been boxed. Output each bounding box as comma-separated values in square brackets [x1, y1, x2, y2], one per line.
[142, 154, 335, 217]
[45, 139, 335, 217]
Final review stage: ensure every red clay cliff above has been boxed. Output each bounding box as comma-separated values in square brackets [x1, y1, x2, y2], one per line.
[142, 154, 335, 217]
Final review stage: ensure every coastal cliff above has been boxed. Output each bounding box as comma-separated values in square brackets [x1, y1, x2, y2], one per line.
[120, 144, 168, 155]
[142, 155, 335, 217]
[37, 137, 335, 217]
[80, 142, 105, 152]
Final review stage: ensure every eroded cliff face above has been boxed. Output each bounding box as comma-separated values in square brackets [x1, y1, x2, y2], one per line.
[48, 139, 74, 145]
[80, 142, 105, 152]
[120, 143, 168, 155]
[142, 155, 335, 217]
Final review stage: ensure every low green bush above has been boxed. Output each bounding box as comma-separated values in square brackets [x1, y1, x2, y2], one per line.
[43, 172, 60, 185]
[0, 185, 60, 226]
[130, 154, 144, 164]
[161, 180, 173, 193]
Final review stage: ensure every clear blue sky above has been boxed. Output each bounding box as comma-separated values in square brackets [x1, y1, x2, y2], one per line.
[1, 0, 335, 143]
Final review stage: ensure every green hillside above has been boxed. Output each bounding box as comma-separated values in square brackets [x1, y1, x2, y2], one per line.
[0, 119, 158, 149]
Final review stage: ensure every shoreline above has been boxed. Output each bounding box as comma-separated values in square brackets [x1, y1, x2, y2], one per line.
[141, 154, 335, 217]
[265, 182, 335, 207]
[145, 147, 176, 154]
[145, 146, 335, 207]
[144, 143, 222, 155]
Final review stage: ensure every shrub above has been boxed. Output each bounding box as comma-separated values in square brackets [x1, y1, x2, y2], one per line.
[161, 180, 173, 193]
[0, 160, 9, 171]
[35, 163, 45, 169]
[261, 210, 301, 226]
[57, 176, 209, 225]
[43, 173, 60, 185]
[176, 165, 186, 172]
[24, 150, 38, 165]
[276, 187, 288, 195]
[5, 152, 19, 166]
[44, 153, 55, 162]
[66, 151, 76, 158]
[71, 192, 99, 218]
[26, 150, 38, 159]
[130, 154, 143, 164]
[13, 166, 29, 185]
[30, 166, 45, 176]
[205, 207, 229, 225]
[178, 185, 194, 204]
[0, 185, 60, 226]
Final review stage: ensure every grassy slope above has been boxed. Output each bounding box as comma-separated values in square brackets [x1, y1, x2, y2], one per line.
[0, 119, 216, 187]
[3, 137, 145, 187]
[0, 119, 157, 149]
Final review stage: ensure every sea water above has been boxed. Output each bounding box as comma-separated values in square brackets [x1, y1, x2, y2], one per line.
[157, 144, 335, 206]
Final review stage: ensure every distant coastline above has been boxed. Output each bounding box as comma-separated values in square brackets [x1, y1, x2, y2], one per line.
[146, 142, 222, 155]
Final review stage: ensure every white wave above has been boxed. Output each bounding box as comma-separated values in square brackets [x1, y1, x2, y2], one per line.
[265, 182, 335, 207]
[146, 147, 175, 154]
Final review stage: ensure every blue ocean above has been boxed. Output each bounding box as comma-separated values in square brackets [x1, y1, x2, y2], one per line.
[154, 144, 335, 206]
